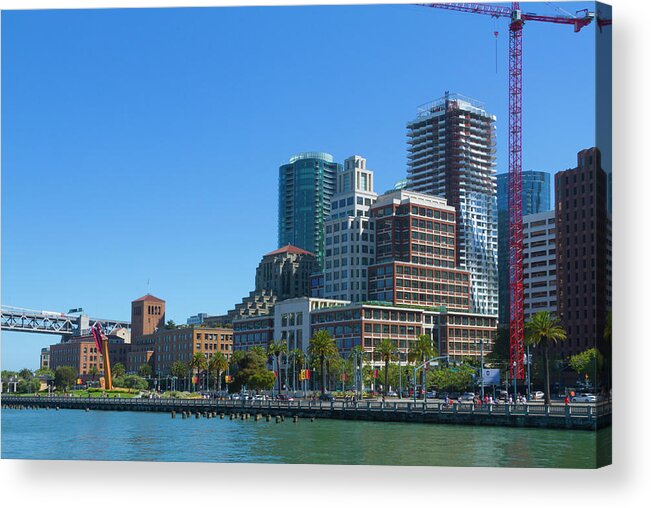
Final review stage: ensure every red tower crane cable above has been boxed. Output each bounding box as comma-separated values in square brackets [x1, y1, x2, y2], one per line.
[419, 2, 599, 380]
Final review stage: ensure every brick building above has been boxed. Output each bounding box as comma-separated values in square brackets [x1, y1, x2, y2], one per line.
[49, 332, 131, 381]
[368, 190, 471, 311]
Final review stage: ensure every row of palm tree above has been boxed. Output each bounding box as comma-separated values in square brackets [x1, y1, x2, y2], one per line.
[168, 352, 229, 392]
[261, 309, 607, 405]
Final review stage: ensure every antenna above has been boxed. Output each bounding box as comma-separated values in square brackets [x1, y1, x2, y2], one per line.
[147, 278, 151, 294]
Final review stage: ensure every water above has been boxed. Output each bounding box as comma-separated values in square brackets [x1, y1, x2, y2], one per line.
[1, 408, 609, 468]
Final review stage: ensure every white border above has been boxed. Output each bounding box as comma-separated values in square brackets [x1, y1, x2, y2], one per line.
[1, 0, 649, 506]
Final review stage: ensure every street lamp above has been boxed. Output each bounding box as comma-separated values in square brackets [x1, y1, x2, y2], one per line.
[513, 361, 517, 400]
[480, 339, 485, 399]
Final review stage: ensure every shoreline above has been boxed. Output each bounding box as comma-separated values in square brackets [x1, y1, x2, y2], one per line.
[1, 395, 611, 431]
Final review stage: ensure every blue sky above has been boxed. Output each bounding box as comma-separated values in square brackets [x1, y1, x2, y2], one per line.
[1, 3, 603, 370]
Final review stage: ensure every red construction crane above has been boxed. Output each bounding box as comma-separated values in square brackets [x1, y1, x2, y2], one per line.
[420, 2, 597, 380]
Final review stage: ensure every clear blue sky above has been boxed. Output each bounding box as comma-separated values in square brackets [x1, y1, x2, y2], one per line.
[1, 3, 602, 370]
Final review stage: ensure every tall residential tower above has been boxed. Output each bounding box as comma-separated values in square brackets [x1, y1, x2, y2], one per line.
[407, 92, 498, 315]
[278, 152, 340, 270]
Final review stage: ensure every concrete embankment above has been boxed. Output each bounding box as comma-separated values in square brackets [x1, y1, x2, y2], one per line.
[1, 396, 611, 431]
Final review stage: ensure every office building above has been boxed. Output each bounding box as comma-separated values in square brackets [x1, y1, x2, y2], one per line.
[278, 152, 340, 269]
[498, 171, 552, 326]
[555, 147, 611, 357]
[407, 92, 498, 315]
[324, 155, 378, 302]
[150, 326, 233, 376]
[368, 189, 471, 312]
[522, 210, 557, 323]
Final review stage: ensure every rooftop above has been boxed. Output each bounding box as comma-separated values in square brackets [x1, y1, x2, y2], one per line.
[288, 152, 334, 164]
[263, 245, 315, 258]
[132, 294, 165, 303]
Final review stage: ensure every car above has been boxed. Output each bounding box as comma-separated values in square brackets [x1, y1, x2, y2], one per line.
[531, 391, 544, 400]
[276, 393, 294, 401]
[458, 392, 475, 402]
[571, 393, 597, 403]
[253, 394, 267, 401]
[319, 393, 334, 402]
[387, 390, 398, 397]
[426, 390, 437, 398]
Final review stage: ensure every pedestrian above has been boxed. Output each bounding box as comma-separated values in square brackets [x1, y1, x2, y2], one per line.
[444, 394, 449, 405]
[508, 395, 513, 405]
[489, 396, 494, 405]
[564, 395, 570, 405]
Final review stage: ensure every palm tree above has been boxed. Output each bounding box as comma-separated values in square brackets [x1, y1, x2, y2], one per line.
[351, 345, 365, 395]
[290, 349, 305, 391]
[308, 330, 338, 395]
[88, 365, 100, 386]
[190, 352, 207, 392]
[267, 340, 287, 393]
[408, 334, 435, 394]
[525, 311, 567, 405]
[208, 352, 229, 392]
[170, 360, 188, 391]
[376, 339, 398, 401]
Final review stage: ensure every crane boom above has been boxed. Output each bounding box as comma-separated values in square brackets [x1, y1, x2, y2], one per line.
[420, 2, 596, 381]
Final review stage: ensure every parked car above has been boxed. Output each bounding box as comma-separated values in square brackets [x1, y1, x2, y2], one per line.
[458, 392, 475, 402]
[276, 393, 294, 401]
[319, 393, 334, 402]
[531, 391, 545, 400]
[426, 390, 437, 398]
[571, 393, 597, 403]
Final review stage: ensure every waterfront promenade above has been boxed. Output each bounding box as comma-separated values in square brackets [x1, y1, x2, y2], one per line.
[1, 395, 611, 431]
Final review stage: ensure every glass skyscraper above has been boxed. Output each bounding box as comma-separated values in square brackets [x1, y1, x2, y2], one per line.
[278, 152, 340, 270]
[497, 170, 552, 327]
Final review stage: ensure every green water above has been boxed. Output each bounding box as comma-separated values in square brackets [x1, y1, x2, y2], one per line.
[1, 408, 610, 468]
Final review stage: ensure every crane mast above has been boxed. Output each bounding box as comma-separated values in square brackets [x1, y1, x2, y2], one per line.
[421, 2, 597, 380]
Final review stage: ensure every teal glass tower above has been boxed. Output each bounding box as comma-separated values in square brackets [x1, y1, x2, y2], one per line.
[497, 170, 551, 327]
[278, 152, 340, 270]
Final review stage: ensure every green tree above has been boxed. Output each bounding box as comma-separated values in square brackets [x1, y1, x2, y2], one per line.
[190, 352, 208, 391]
[18, 368, 33, 380]
[138, 364, 153, 378]
[111, 362, 126, 379]
[268, 340, 288, 393]
[232, 351, 270, 393]
[170, 361, 188, 391]
[525, 311, 567, 405]
[54, 366, 77, 392]
[290, 349, 305, 391]
[123, 375, 148, 393]
[89, 365, 100, 385]
[569, 348, 604, 384]
[17, 377, 41, 393]
[208, 352, 228, 392]
[248, 370, 276, 391]
[376, 339, 398, 400]
[408, 334, 435, 392]
[35, 367, 55, 378]
[165, 320, 177, 330]
[427, 364, 475, 392]
[308, 330, 338, 395]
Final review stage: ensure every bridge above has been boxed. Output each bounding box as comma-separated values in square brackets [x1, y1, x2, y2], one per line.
[0, 306, 130, 337]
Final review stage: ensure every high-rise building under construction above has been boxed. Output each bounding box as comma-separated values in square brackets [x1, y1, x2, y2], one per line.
[406, 92, 498, 316]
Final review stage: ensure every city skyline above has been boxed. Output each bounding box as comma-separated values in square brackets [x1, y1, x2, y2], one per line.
[2, 3, 599, 370]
